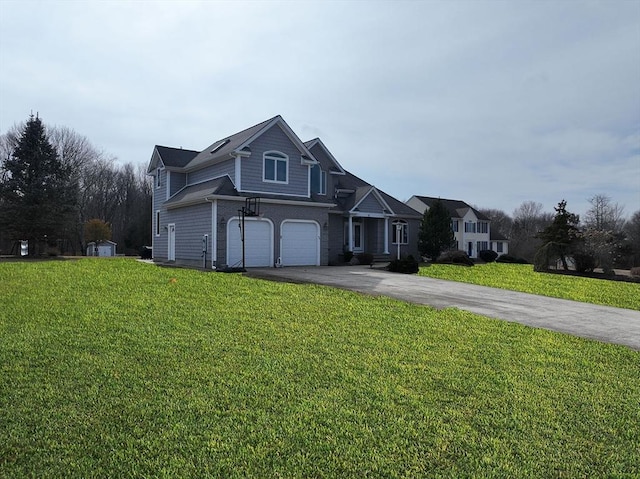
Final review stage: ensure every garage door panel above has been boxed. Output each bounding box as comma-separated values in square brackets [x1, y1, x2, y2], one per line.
[228, 219, 272, 267]
[281, 221, 319, 266]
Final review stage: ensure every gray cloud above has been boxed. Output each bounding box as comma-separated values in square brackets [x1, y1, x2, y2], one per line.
[1, 0, 638, 218]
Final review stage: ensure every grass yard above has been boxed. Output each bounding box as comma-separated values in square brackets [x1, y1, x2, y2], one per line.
[418, 262, 640, 311]
[1, 259, 639, 478]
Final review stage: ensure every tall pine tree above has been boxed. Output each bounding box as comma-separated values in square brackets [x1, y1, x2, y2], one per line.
[418, 198, 454, 259]
[0, 114, 78, 254]
[535, 200, 580, 271]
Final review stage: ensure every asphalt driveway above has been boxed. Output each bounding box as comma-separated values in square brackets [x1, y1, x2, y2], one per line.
[246, 265, 640, 351]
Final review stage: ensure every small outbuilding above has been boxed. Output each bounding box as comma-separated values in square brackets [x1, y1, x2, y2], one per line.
[86, 240, 117, 257]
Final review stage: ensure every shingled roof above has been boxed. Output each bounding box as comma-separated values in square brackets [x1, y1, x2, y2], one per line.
[154, 145, 199, 168]
[414, 196, 490, 221]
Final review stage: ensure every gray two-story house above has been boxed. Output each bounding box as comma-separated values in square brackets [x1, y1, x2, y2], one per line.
[147, 115, 421, 269]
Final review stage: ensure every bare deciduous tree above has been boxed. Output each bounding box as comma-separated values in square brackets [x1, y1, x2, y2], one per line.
[584, 194, 625, 233]
[510, 201, 553, 262]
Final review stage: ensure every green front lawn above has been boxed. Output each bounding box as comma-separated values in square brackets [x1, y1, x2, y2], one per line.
[1, 259, 639, 478]
[418, 262, 640, 310]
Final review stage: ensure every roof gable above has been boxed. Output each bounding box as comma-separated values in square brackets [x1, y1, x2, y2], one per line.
[304, 138, 346, 175]
[184, 115, 316, 172]
[351, 186, 394, 215]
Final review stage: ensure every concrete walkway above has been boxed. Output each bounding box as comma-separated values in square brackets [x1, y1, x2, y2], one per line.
[246, 266, 640, 351]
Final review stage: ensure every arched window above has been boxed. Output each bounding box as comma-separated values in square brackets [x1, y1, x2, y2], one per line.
[263, 151, 288, 183]
[392, 220, 408, 245]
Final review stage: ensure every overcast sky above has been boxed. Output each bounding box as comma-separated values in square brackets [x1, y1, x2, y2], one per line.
[1, 0, 639, 219]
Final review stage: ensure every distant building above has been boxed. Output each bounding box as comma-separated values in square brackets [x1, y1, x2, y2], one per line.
[406, 196, 509, 258]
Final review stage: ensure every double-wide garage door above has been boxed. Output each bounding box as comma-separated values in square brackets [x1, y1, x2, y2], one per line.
[227, 219, 319, 267]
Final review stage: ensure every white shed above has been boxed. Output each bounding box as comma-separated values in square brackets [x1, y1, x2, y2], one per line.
[86, 240, 117, 257]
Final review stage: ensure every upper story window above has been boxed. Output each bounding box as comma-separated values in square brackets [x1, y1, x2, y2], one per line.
[477, 221, 489, 234]
[464, 221, 476, 233]
[156, 168, 161, 188]
[263, 151, 288, 183]
[311, 164, 327, 195]
[451, 220, 459, 232]
[392, 220, 408, 244]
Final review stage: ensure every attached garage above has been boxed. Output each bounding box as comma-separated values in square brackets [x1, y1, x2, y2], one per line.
[280, 220, 320, 266]
[227, 218, 273, 267]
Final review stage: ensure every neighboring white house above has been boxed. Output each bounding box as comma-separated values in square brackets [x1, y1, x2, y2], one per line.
[86, 240, 117, 257]
[406, 196, 509, 258]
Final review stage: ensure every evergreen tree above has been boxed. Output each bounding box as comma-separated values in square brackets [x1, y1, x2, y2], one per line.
[535, 200, 580, 271]
[418, 199, 454, 259]
[0, 114, 78, 254]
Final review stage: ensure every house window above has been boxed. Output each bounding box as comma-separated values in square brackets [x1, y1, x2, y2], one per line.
[155, 210, 161, 236]
[451, 220, 459, 232]
[477, 221, 488, 234]
[477, 241, 488, 252]
[311, 164, 327, 195]
[263, 151, 288, 183]
[497, 241, 503, 253]
[464, 221, 476, 233]
[156, 168, 161, 188]
[392, 220, 408, 244]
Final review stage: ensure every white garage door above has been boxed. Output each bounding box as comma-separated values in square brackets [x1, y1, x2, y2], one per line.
[281, 221, 320, 266]
[97, 245, 112, 257]
[227, 218, 273, 267]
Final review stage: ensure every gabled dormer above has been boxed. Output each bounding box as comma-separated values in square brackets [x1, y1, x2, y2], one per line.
[177, 115, 317, 198]
[305, 138, 347, 198]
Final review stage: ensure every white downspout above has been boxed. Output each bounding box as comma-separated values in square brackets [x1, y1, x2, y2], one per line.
[348, 215, 353, 252]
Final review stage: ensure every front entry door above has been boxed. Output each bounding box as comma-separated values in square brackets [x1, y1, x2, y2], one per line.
[352, 221, 364, 253]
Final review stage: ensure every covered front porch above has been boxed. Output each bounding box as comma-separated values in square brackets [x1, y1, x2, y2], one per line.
[343, 215, 409, 261]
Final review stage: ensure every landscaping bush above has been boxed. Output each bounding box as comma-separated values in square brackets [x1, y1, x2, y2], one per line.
[631, 267, 640, 277]
[479, 249, 498, 263]
[387, 255, 419, 273]
[436, 250, 474, 266]
[573, 252, 596, 273]
[342, 251, 354, 263]
[356, 252, 374, 265]
[497, 254, 529, 264]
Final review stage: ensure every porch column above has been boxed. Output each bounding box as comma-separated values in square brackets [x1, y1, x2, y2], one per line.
[348, 215, 353, 251]
[383, 217, 389, 254]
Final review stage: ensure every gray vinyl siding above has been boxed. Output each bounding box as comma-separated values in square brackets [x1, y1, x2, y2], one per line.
[240, 126, 309, 197]
[308, 144, 333, 171]
[358, 194, 385, 214]
[169, 172, 186, 197]
[166, 203, 212, 264]
[188, 160, 235, 186]
[388, 217, 420, 259]
[152, 169, 168, 260]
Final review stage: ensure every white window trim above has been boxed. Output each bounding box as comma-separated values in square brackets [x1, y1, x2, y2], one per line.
[156, 167, 162, 189]
[319, 169, 327, 195]
[263, 151, 288, 184]
[155, 210, 161, 236]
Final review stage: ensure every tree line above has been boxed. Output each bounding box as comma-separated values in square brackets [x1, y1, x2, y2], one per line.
[479, 196, 639, 270]
[418, 195, 639, 271]
[0, 114, 151, 256]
